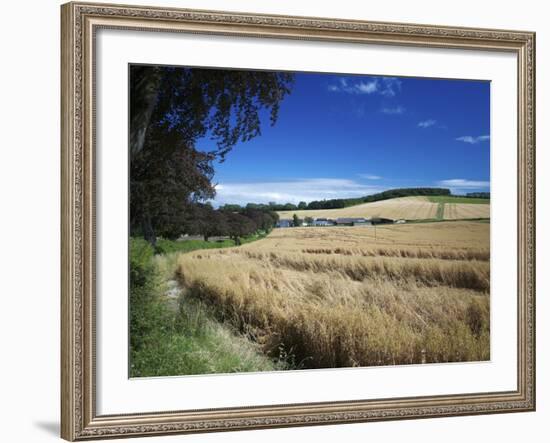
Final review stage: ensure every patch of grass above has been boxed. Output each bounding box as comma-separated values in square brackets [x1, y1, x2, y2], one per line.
[129, 236, 284, 377]
[427, 195, 490, 204]
[154, 232, 268, 255]
[155, 238, 235, 255]
[131, 297, 285, 377]
[239, 232, 268, 245]
[435, 202, 445, 220]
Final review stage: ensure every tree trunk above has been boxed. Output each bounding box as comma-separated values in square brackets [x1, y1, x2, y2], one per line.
[130, 66, 162, 158]
[142, 214, 156, 247]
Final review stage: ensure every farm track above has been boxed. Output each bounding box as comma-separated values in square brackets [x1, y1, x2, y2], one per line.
[436, 202, 445, 220]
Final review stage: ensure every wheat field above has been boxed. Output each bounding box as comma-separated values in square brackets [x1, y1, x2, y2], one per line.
[277, 196, 438, 220]
[443, 203, 491, 219]
[176, 221, 490, 369]
[276, 196, 489, 221]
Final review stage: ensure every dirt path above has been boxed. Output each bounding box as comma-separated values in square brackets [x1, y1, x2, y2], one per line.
[163, 279, 183, 311]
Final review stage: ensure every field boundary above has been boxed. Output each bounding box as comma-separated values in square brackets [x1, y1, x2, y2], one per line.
[436, 202, 445, 220]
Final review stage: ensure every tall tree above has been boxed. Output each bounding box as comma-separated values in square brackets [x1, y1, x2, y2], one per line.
[130, 132, 215, 244]
[184, 204, 229, 242]
[130, 65, 294, 244]
[225, 213, 255, 245]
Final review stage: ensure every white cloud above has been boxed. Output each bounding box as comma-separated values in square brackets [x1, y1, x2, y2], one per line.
[358, 174, 382, 180]
[418, 119, 437, 128]
[379, 77, 402, 97]
[328, 78, 378, 95]
[213, 178, 383, 206]
[455, 135, 490, 144]
[327, 76, 402, 97]
[356, 81, 378, 94]
[436, 179, 490, 193]
[381, 106, 405, 115]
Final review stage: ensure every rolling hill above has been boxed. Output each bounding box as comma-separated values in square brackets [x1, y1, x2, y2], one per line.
[276, 196, 489, 221]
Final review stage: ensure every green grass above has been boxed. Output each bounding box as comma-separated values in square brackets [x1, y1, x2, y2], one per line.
[427, 196, 490, 204]
[435, 202, 445, 220]
[155, 238, 235, 255]
[239, 232, 268, 245]
[155, 232, 268, 255]
[131, 296, 283, 377]
[130, 235, 284, 377]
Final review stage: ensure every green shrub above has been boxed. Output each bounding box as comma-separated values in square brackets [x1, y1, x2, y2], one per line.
[129, 238, 172, 355]
[154, 232, 267, 255]
[155, 238, 234, 255]
[129, 236, 280, 377]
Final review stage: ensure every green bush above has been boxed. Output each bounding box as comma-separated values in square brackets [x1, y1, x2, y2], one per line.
[129, 238, 172, 355]
[154, 232, 267, 255]
[129, 236, 281, 377]
[155, 238, 234, 255]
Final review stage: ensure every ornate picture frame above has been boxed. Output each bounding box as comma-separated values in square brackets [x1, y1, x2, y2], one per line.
[61, 2, 535, 440]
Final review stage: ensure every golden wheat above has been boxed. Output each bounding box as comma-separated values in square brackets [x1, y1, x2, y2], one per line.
[443, 203, 490, 219]
[277, 196, 438, 220]
[175, 221, 490, 369]
[276, 196, 490, 221]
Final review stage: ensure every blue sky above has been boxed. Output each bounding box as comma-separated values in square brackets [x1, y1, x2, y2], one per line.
[196, 71, 490, 206]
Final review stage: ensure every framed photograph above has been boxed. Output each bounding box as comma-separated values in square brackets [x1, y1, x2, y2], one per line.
[61, 2, 536, 440]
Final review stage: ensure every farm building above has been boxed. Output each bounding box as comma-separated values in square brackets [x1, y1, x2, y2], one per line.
[353, 220, 372, 226]
[335, 217, 371, 226]
[276, 219, 292, 228]
[313, 218, 335, 226]
[371, 217, 395, 225]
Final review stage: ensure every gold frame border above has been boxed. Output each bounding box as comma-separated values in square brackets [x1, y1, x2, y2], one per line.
[61, 2, 536, 440]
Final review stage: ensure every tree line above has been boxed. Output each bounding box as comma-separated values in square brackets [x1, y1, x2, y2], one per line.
[183, 205, 279, 244]
[466, 192, 490, 198]
[219, 188, 452, 213]
[134, 202, 279, 245]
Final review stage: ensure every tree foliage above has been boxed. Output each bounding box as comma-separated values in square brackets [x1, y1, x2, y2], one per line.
[130, 133, 216, 243]
[218, 188, 452, 214]
[307, 188, 451, 210]
[130, 65, 294, 244]
[466, 192, 490, 199]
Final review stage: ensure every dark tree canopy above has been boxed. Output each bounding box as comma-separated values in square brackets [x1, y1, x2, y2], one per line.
[130, 131, 216, 242]
[184, 206, 279, 244]
[129, 65, 294, 244]
[305, 188, 452, 211]
[130, 65, 294, 159]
